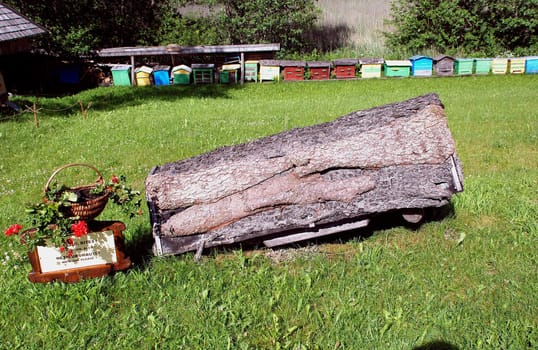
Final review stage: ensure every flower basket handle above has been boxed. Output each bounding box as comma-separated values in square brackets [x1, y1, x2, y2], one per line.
[44, 163, 104, 194]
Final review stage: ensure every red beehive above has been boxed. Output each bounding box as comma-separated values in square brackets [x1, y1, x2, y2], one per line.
[307, 61, 331, 80]
[280, 60, 306, 81]
[333, 59, 358, 79]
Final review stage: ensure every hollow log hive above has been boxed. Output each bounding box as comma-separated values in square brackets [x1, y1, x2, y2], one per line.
[146, 93, 464, 256]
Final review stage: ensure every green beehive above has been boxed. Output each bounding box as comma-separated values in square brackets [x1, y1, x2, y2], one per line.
[220, 63, 240, 84]
[111, 65, 131, 86]
[454, 58, 473, 75]
[244, 60, 258, 82]
[172, 65, 192, 85]
[192, 64, 214, 84]
[384, 60, 411, 77]
[473, 59, 491, 75]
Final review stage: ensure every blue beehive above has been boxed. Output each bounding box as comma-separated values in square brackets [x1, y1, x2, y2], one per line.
[58, 64, 81, 84]
[409, 55, 433, 77]
[525, 56, 538, 74]
[153, 65, 170, 86]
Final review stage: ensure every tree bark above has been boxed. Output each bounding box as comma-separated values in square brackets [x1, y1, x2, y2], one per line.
[146, 93, 464, 255]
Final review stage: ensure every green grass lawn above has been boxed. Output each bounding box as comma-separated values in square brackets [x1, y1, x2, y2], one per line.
[1, 75, 537, 349]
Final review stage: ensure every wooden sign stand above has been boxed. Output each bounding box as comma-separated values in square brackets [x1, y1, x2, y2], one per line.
[27, 221, 131, 283]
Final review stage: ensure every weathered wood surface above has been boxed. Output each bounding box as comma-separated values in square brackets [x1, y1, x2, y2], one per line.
[146, 93, 464, 255]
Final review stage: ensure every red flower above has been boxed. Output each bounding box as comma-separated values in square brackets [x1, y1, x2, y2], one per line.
[59, 246, 65, 253]
[111, 175, 119, 184]
[67, 250, 74, 258]
[67, 238, 74, 246]
[4, 224, 23, 236]
[71, 221, 89, 238]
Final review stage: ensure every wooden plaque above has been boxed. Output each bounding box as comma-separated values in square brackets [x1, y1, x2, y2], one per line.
[27, 221, 131, 283]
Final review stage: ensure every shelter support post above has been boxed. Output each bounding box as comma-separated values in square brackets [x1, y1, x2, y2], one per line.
[240, 52, 245, 85]
[130, 55, 135, 87]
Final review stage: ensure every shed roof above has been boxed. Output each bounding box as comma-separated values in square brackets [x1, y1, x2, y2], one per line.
[259, 59, 281, 66]
[98, 43, 280, 57]
[307, 61, 331, 68]
[434, 55, 454, 62]
[333, 58, 358, 65]
[279, 60, 306, 67]
[410, 55, 432, 61]
[0, 4, 46, 42]
[385, 60, 412, 67]
[359, 58, 384, 65]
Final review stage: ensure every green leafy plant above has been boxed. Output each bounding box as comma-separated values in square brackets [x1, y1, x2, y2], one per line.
[4, 174, 141, 253]
[384, 0, 538, 57]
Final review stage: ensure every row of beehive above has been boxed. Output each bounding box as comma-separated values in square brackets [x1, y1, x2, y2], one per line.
[268, 56, 538, 81]
[109, 56, 538, 86]
[109, 63, 243, 86]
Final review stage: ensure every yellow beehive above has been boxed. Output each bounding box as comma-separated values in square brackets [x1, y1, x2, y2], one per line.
[509, 58, 526, 74]
[491, 58, 508, 75]
[135, 66, 153, 86]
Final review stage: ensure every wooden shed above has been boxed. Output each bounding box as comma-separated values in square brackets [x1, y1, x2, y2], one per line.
[525, 57, 538, 74]
[307, 61, 331, 80]
[280, 60, 306, 81]
[384, 60, 411, 78]
[0, 4, 46, 95]
[454, 58, 474, 75]
[473, 58, 491, 75]
[97, 44, 280, 85]
[359, 58, 384, 78]
[0, 4, 46, 55]
[333, 59, 358, 79]
[433, 55, 454, 76]
[509, 58, 526, 74]
[491, 58, 508, 74]
[259, 60, 281, 82]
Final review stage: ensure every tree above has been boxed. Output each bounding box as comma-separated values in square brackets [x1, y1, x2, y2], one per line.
[215, 0, 321, 54]
[385, 0, 538, 56]
[5, 0, 321, 57]
[158, 0, 322, 54]
[3, 0, 166, 57]
[156, 0, 220, 46]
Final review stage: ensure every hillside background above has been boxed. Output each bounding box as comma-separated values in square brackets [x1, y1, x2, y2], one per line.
[313, 0, 392, 55]
[180, 0, 393, 55]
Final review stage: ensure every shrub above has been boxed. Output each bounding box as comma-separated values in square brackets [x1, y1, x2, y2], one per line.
[385, 0, 538, 57]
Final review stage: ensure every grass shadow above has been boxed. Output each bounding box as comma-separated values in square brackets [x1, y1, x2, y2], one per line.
[6, 83, 243, 120]
[412, 340, 460, 350]
[123, 224, 156, 269]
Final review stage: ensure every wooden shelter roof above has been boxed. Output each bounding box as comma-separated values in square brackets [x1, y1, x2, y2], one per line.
[97, 43, 280, 57]
[0, 4, 46, 42]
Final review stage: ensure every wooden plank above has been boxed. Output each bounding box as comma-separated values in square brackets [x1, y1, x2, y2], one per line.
[98, 44, 281, 57]
[263, 219, 370, 247]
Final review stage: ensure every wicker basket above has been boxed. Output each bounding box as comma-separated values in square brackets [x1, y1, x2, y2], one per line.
[45, 163, 110, 220]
